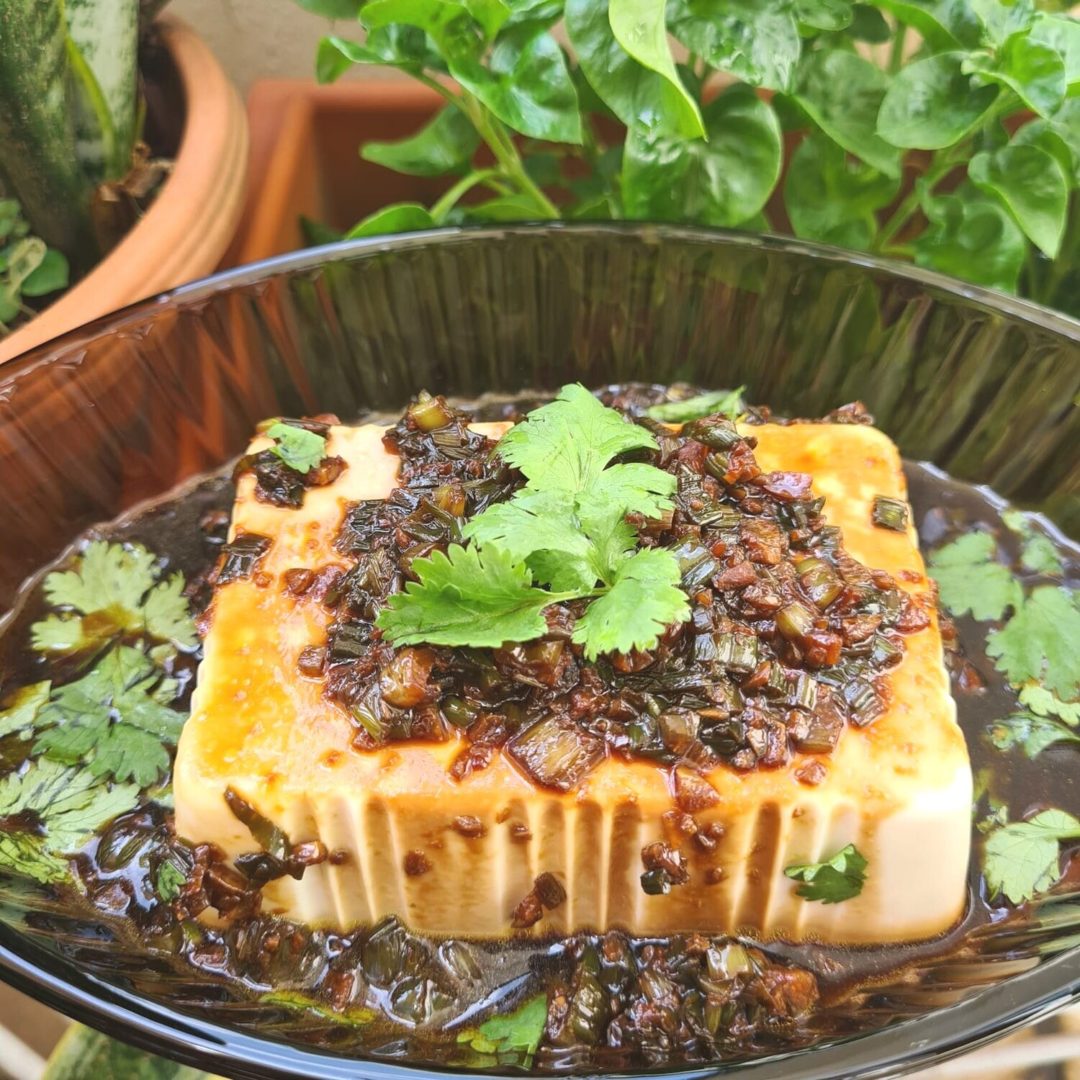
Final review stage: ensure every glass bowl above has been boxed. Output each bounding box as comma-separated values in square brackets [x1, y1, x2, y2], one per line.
[0, 224, 1078, 1079]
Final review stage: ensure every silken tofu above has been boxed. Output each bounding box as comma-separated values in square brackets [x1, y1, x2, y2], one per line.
[173, 420, 971, 944]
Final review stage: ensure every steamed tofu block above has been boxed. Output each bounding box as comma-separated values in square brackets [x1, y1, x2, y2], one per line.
[174, 420, 971, 944]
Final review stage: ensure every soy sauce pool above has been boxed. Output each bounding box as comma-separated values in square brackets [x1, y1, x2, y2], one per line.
[0, 389, 1077, 1074]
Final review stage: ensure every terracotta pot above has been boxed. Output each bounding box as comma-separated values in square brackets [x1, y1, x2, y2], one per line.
[0, 16, 249, 365]
[230, 80, 442, 263]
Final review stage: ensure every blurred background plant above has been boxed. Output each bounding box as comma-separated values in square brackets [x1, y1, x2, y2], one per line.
[299, 0, 1080, 316]
[0, 0, 173, 335]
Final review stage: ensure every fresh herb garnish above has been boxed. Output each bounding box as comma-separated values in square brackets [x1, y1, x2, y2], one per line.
[0, 758, 138, 884]
[989, 713, 1080, 758]
[1003, 509, 1066, 577]
[927, 531, 1022, 621]
[784, 843, 867, 904]
[986, 586, 1080, 700]
[0, 681, 49, 739]
[30, 646, 186, 787]
[644, 387, 746, 424]
[266, 421, 327, 475]
[984, 810, 1080, 905]
[31, 540, 197, 655]
[378, 386, 690, 659]
[456, 994, 547, 1067]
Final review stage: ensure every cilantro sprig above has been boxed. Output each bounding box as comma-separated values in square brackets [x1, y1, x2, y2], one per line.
[455, 994, 547, 1068]
[784, 844, 867, 904]
[984, 810, 1080, 905]
[31, 540, 197, 656]
[0, 758, 138, 884]
[929, 519, 1078, 905]
[266, 421, 327, 475]
[378, 386, 690, 660]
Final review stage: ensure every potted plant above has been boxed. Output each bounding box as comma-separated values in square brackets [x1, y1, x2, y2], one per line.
[0, 1, 249, 363]
[236, 0, 1080, 317]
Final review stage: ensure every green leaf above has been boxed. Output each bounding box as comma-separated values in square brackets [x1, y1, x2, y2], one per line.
[0, 682, 50, 739]
[317, 35, 399, 81]
[1019, 684, 1080, 724]
[984, 808, 1080, 904]
[20, 249, 69, 298]
[986, 586, 1080, 699]
[877, 51, 999, 150]
[33, 540, 195, 653]
[989, 713, 1080, 758]
[571, 547, 689, 660]
[461, 193, 543, 221]
[295, 0, 364, 15]
[666, 0, 800, 91]
[607, 0, 705, 137]
[1030, 12, 1080, 86]
[873, 0, 978, 49]
[794, 0, 853, 32]
[376, 544, 558, 647]
[362, 0, 582, 142]
[645, 387, 745, 423]
[783, 133, 898, 249]
[497, 383, 658, 494]
[969, 0, 1035, 48]
[457, 995, 547, 1066]
[784, 843, 867, 903]
[266, 421, 327, 474]
[567, 0, 701, 134]
[794, 49, 901, 177]
[969, 145, 1069, 258]
[362, 106, 480, 176]
[1002, 508, 1066, 576]
[622, 84, 782, 226]
[32, 646, 185, 786]
[915, 184, 1025, 292]
[0, 758, 139, 884]
[848, 4, 890, 42]
[1011, 118, 1076, 187]
[927, 531, 1023, 621]
[4, 237, 46, 291]
[964, 33, 1065, 118]
[345, 203, 436, 238]
[462, 489, 595, 573]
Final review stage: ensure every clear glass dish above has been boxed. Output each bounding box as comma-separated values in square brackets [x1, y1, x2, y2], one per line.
[0, 224, 1078, 1079]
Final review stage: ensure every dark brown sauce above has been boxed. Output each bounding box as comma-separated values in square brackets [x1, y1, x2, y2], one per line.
[0, 389, 1077, 1073]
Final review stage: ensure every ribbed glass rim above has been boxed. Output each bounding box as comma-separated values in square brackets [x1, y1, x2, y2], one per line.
[1, 223, 1079, 1078]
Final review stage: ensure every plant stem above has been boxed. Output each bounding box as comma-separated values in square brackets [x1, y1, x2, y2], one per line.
[888, 24, 907, 74]
[459, 96, 560, 219]
[873, 142, 969, 253]
[430, 168, 504, 222]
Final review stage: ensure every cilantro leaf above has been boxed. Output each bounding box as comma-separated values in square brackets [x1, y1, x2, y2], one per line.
[31, 646, 185, 786]
[986, 586, 1080, 700]
[1020, 684, 1080, 725]
[572, 548, 689, 660]
[1003, 509, 1065, 576]
[784, 843, 867, 903]
[462, 491, 594, 576]
[497, 384, 657, 495]
[32, 541, 196, 653]
[989, 713, 1080, 758]
[927, 532, 1023, 620]
[456, 994, 547, 1066]
[266, 421, 327, 474]
[0, 681, 49, 739]
[983, 809, 1080, 904]
[645, 387, 746, 423]
[382, 387, 689, 658]
[0, 758, 139, 883]
[376, 545, 563, 648]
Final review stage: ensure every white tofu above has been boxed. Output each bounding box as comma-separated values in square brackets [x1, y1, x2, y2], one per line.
[174, 420, 971, 943]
